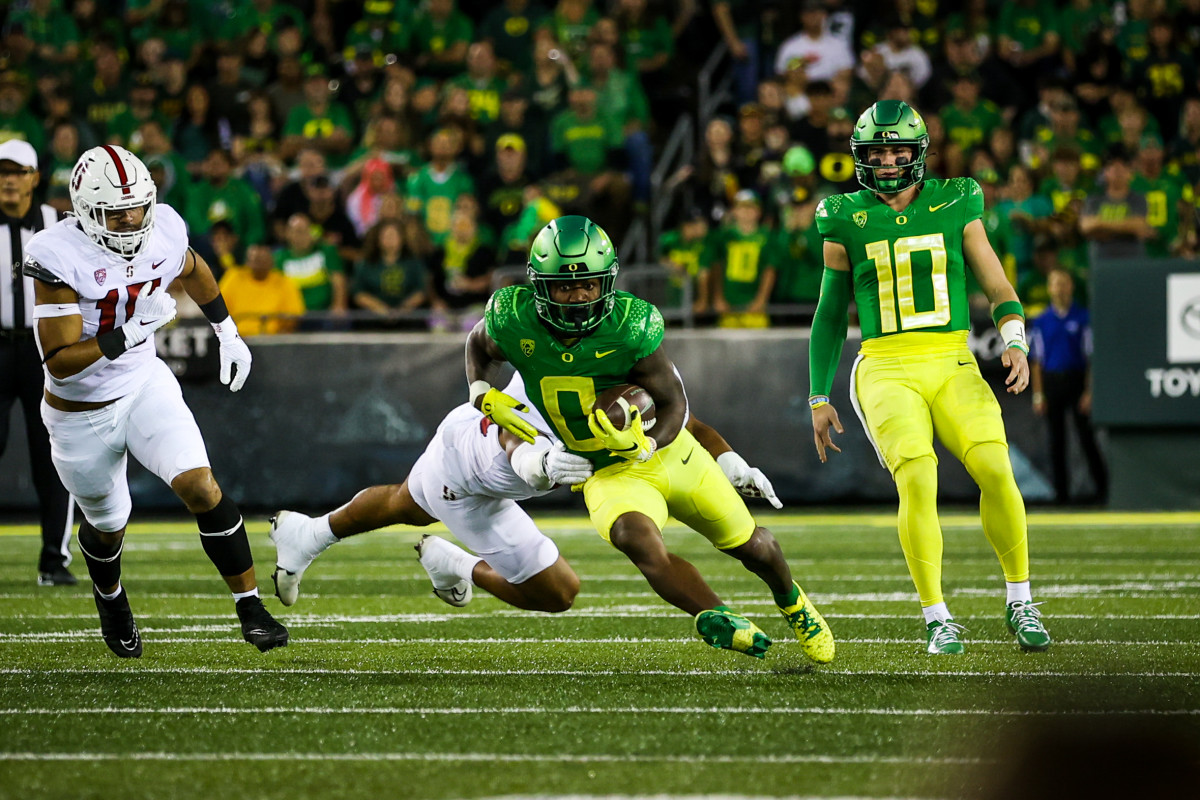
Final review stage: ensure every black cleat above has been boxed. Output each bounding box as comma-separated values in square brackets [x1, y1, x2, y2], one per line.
[93, 587, 142, 658]
[236, 596, 289, 652]
[38, 566, 79, 586]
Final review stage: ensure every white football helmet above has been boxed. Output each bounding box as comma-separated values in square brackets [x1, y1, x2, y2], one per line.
[69, 144, 157, 257]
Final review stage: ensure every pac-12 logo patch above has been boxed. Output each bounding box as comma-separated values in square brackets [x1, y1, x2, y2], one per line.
[520, 338, 535, 357]
[853, 211, 867, 228]
[94, 268, 106, 285]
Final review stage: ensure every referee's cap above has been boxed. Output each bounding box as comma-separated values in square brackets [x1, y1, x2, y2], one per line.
[0, 139, 37, 170]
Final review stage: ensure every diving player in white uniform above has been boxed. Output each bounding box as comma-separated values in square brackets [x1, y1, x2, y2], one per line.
[270, 372, 782, 612]
[26, 144, 287, 658]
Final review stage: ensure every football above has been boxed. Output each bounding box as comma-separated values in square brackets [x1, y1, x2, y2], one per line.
[593, 384, 656, 432]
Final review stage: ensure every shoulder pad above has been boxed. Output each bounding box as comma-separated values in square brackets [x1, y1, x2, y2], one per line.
[21, 257, 67, 286]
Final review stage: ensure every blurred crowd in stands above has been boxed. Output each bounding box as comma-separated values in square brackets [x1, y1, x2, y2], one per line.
[1, 0, 1198, 332]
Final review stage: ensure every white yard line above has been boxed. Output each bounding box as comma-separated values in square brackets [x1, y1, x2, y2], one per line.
[6, 612, 1198, 622]
[1, 706, 1195, 717]
[0, 667, 1195, 678]
[0, 633, 1193, 647]
[1, 585, 1196, 601]
[0, 751, 985, 765]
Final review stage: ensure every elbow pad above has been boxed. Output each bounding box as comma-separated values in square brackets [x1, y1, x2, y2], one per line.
[510, 439, 555, 492]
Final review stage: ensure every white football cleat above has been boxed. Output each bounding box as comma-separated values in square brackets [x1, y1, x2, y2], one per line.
[414, 534, 473, 607]
[269, 510, 324, 606]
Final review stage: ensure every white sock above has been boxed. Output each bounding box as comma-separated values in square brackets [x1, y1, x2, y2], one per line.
[922, 602, 952, 624]
[232, 588, 259, 601]
[313, 513, 338, 546]
[1006, 581, 1032, 605]
[97, 582, 122, 601]
[447, 544, 483, 584]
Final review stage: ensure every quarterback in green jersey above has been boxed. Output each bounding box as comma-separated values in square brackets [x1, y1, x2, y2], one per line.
[466, 215, 835, 661]
[809, 100, 1051, 655]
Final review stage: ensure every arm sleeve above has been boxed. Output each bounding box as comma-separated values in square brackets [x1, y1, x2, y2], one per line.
[808, 267, 852, 398]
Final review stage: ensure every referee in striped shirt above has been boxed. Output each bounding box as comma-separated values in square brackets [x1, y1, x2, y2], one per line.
[0, 139, 75, 585]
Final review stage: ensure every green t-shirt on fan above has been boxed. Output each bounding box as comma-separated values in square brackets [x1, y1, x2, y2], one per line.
[703, 224, 776, 307]
[405, 164, 476, 245]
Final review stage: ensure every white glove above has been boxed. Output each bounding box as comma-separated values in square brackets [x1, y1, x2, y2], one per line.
[212, 315, 252, 391]
[542, 441, 593, 485]
[122, 287, 176, 349]
[717, 451, 783, 509]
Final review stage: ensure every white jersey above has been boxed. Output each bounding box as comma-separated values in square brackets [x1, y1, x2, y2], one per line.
[26, 204, 189, 403]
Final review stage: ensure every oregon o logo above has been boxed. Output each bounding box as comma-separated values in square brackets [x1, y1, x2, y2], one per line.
[561, 352, 574, 362]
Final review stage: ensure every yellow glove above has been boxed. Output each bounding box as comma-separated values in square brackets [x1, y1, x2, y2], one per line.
[480, 388, 537, 444]
[587, 407, 656, 462]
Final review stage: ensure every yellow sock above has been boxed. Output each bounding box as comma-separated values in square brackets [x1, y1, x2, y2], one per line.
[894, 456, 944, 607]
[964, 442, 1030, 583]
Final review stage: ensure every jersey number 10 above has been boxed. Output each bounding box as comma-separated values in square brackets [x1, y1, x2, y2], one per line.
[864, 234, 950, 334]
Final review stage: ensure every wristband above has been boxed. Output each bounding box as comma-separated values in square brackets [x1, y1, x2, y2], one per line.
[469, 380, 491, 407]
[200, 294, 230, 325]
[992, 300, 1025, 326]
[809, 395, 830, 410]
[1000, 318, 1028, 354]
[96, 328, 129, 359]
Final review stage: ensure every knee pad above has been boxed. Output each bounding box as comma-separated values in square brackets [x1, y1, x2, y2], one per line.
[196, 495, 253, 576]
[78, 497, 132, 536]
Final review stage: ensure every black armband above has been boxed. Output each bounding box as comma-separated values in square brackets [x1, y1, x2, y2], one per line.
[199, 294, 230, 324]
[41, 345, 69, 364]
[96, 328, 129, 359]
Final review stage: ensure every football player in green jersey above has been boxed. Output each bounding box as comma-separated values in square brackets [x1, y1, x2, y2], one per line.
[467, 215, 835, 662]
[809, 100, 1052, 655]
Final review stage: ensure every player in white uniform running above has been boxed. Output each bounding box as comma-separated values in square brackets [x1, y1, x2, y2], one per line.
[25, 144, 288, 658]
[270, 373, 782, 611]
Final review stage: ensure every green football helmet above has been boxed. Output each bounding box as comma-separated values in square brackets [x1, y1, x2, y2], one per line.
[850, 100, 930, 193]
[527, 215, 619, 336]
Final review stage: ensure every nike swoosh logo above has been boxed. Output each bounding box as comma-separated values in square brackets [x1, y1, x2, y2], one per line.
[140, 320, 157, 326]
[681, 448, 694, 464]
[595, 349, 617, 358]
[120, 636, 138, 649]
[929, 200, 960, 213]
[448, 586, 467, 602]
[957, 360, 972, 366]
[152, 260, 165, 270]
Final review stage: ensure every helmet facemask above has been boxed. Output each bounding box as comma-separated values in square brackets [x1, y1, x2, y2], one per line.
[527, 216, 619, 337]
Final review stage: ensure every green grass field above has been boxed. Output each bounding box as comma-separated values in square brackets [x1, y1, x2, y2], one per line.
[1, 510, 1198, 800]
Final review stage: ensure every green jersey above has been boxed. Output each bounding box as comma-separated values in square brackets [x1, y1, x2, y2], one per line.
[815, 178, 984, 341]
[485, 286, 664, 469]
[405, 164, 476, 245]
[1132, 170, 1189, 258]
[703, 224, 776, 307]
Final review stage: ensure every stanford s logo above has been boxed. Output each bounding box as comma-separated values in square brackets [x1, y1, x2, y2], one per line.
[71, 161, 89, 192]
[520, 338, 535, 357]
[853, 211, 867, 228]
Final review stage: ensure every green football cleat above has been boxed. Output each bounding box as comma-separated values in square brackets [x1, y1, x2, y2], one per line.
[695, 608, 772, 659]
[926, 619, 965, 655]
[777, 582, 835, 663]
[1006, 601, 1051, 651]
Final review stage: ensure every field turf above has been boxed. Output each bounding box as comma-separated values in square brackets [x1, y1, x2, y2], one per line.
[1, 510, 1198, 800]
